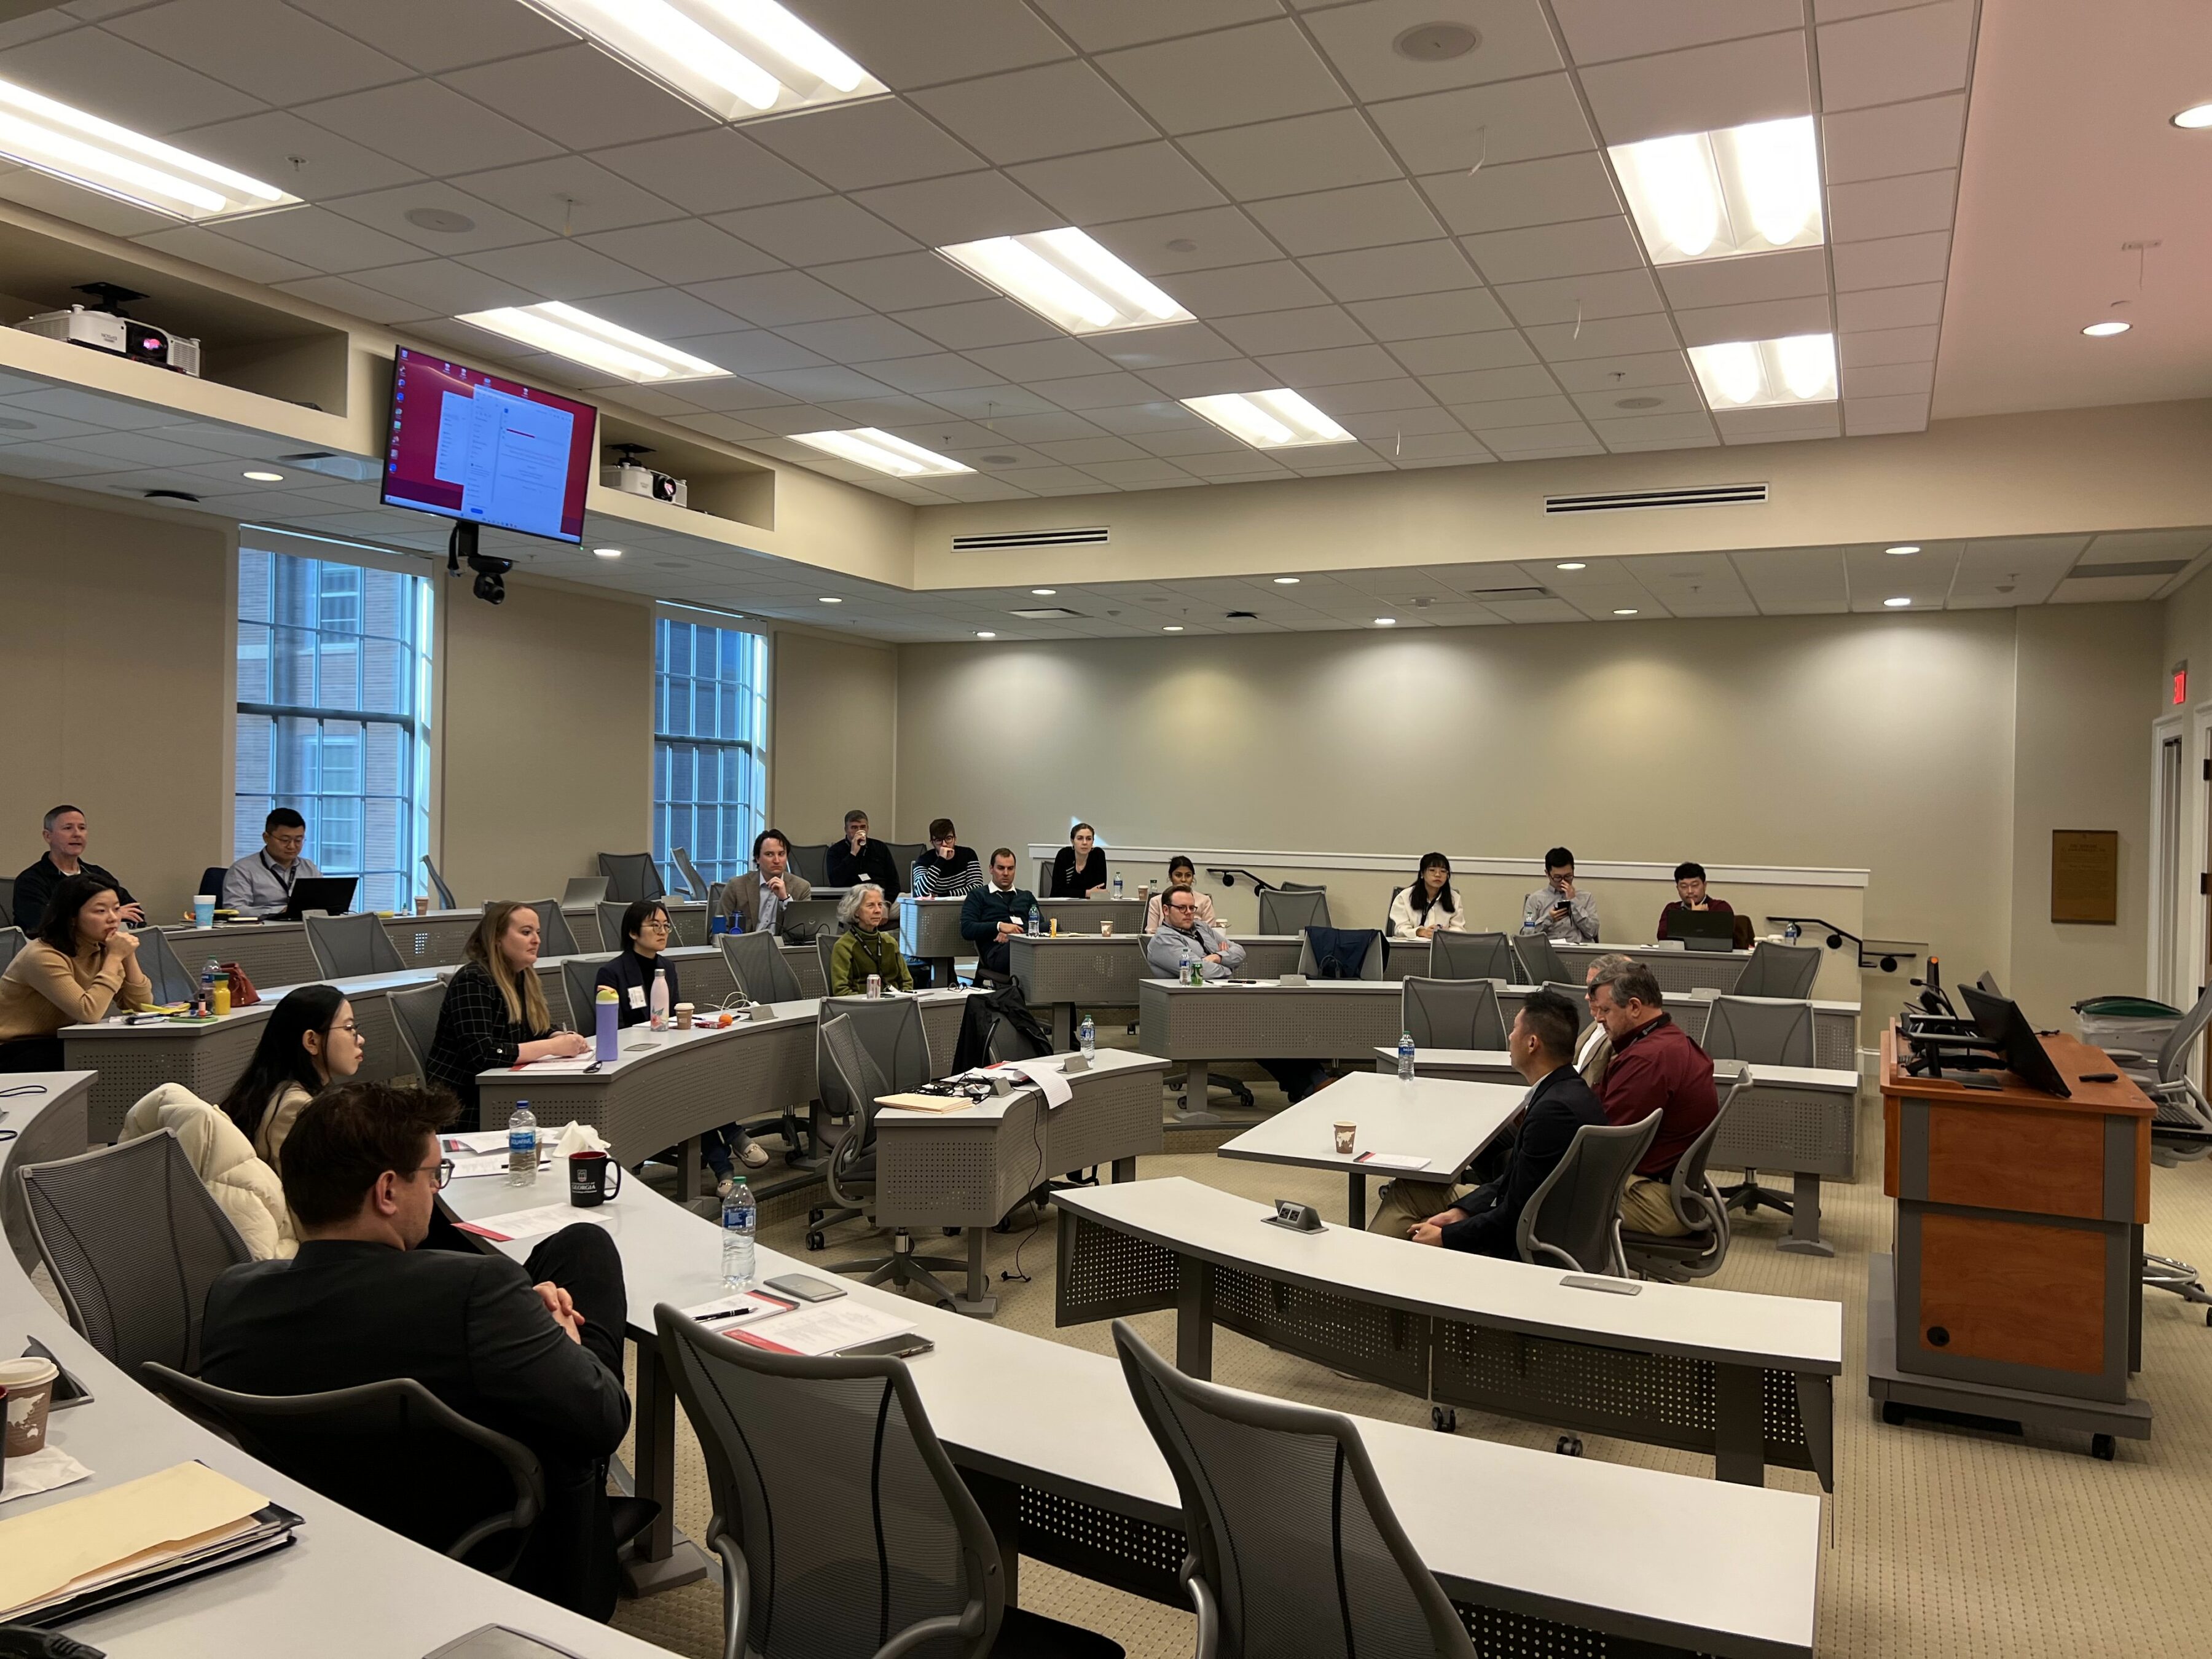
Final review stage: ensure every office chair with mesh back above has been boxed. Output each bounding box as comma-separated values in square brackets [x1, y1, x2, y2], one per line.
[1430, 930, 1513, 982]
[1622, 1064, 1746, 1282]
[1257, 885, 1329, 935]
[1732, 939, 1822, 999]
[596, 852, 665, 903]
[1512, 933, 1570, 988]
[669, 846, 707, 901]
[589, 900, 625, 955]
[21, 1132, 251, 1373]
[1701, 996, 1815, 1226]
[1112, 1320, 1474, 1659]
[721, 928, 802, 1005]
[304, 911, 406, 979]
[812, 1013, 965, 1304]
[1540, 983, 1594, 1036]
[197, 867, 230, 911]
[135, 924, 202, 1004]
[785, 842, 833, 888]
[2099, 982, 2212, 1317]
[509, 899, 576, 959]
[656, 1306, 1121, 1659]
[1402, 976, 1507, 1050]
[814, 930, 841, 992]
[560, 956, 615, 1032]
[389, 981, 447, 1084]
[1516, 1112, 1660, 1277]
[881, 842, 924, 895]
[139, 1365, 547, 1580]
[420, 855, 457, 910]
[0, 875, 13, 927]
[0, 925, 23, 974]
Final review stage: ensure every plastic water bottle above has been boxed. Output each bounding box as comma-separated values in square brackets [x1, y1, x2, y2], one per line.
[594, 985, 619, 1062]
[1180, 942, 1194, 984]
[1112, 872, 1124, 900]
[1027, 903, 1041, 935]
[721, 1178, 756, 1288]
[1079, 1014, 1096, 1061]
[648, 965, 670, 1031]
[200, 958, 219, 1014]
[1783, 919, 1801, 944]
[506, 1102, 538, 1187]
[1397, 1030, 1416, 1082]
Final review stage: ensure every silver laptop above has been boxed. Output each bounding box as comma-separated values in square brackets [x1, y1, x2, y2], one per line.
[562, 876, 610, 905]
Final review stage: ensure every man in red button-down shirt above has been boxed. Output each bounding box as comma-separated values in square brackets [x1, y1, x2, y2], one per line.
[1589, 959, 1718, 1236]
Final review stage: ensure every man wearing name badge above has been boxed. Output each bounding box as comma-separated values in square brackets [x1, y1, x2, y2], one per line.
[200, 1081, 640, 1620]
[221, 807, 323, 919]
[1577, 952, 1634, 1088]
[1655, 860, 1734, 941]
[1586, 958, 1719, 1236]
[718, 828, 811, 935]
[960, 847, 1035, 977]
[12, 804, 141, 931]
[1147, 884, 1322, 1102]
[826, 807, 902, 896]
[1402, 989, 1606, 1254]
[1519, 845, 1599, 943]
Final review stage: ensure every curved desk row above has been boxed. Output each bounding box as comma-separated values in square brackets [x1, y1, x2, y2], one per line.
[0, 1072, 670, 1658]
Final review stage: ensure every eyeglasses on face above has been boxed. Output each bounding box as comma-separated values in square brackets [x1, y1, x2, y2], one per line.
[415, 1158, 455, 1190]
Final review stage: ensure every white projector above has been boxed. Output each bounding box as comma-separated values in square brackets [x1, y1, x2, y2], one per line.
[601, 458, 688, 508]
[17, 304, 202, 377]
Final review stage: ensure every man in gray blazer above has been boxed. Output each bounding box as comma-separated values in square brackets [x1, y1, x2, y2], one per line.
[717, 828, 812, 933]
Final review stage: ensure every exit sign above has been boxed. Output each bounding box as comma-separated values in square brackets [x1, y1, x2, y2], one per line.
[2175, 662, 2189, 706]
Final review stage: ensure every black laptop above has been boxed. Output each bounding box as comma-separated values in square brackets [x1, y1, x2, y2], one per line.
[1668, 907, 1738, 951]
[280, 876, 358, 919]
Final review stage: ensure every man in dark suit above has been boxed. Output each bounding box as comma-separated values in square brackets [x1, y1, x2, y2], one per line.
[1409, 988, 1606, 1257]
[200, 1081, 637, 1618]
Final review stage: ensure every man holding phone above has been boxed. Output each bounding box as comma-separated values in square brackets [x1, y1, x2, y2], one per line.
[825, 807, 901, 895]
[1520, 845, 1599, 942]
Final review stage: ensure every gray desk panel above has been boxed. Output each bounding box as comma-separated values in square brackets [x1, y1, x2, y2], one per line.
[1137, 980, 1405, 1062]
[901, 896, 971, 962]
[783, 943, 828, 998]
[876, 1091, 1046, 1231]
[383, 911, 480, 968]
[1039, 897, 1147, 936]
[1012, 936, 1145, 1006]
[1557, 941, 1751, 997]
[1227, 936, 1303, 979]
[163, 923, 318, 987]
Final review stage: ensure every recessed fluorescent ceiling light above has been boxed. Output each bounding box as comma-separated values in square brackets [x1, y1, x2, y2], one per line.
[457, 302, 728, 383]
[242, 470, 284, 482]
[1611, 116, 1822, 265]
[1687, 334, 1837, 409]
[791, 428, 973, 479]
[939, 227, 1193, 335]
[1182, 390, 1354, 450]
[517, 0, 885, 123]
[0, 75, 299, 221]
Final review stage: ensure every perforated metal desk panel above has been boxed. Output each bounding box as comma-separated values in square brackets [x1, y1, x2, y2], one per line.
[900, 895, 970, 965]
[59, 968, 433, 1140]
[434, 1154, 1818, 1658]
[162, 920, 319, 987]
[1395, 1050, 1862, 1253]
[1054, 1175, 1840, 1492]
[383, 909, 481, 967]
[1010, 934, 1146, 1048]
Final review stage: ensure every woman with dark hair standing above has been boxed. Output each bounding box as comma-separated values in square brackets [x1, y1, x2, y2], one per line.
[0, 874, 153, 1070]
[218, 984, 365, 1169]
[426, 901, 587, 1126]
[1048, 822, 1109, 899]
[1388, 853, 1465, 939]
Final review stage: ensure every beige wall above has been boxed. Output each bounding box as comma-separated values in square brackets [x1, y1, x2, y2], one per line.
[769, 628, 897, 845]
[436, 574, 653, 906]
[0, 487, 232, 924]
[896, 606, 2159, 1030]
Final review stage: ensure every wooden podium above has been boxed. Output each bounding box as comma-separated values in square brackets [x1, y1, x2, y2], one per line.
[1872, 1026, 2153, 1456]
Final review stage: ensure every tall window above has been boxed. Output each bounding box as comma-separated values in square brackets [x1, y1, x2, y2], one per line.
[654, 615, 767, 887]
[235, 538, 433, 914]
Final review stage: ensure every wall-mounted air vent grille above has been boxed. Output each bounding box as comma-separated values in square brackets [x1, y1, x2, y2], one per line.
[1543, 483, 1768, 515]
[951, 526, 1109, 551]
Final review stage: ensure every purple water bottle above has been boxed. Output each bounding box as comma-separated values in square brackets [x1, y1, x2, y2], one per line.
[595, 985, 619, 1062]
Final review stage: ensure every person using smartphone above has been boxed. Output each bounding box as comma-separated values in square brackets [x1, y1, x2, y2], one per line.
[1519, 846, 1599, 942]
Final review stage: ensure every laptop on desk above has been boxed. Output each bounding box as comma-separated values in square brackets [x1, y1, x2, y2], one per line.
[563, 876, 610, 906]
[280, 876, 358, 920]
[1669, 908, 1738, 951]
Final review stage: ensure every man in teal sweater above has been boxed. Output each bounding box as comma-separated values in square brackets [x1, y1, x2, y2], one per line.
[959, 847, 1035, 976]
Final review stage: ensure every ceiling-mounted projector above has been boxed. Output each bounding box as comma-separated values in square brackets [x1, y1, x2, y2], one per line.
[601, 442, 687, 508]
[16, 283, 200, 376]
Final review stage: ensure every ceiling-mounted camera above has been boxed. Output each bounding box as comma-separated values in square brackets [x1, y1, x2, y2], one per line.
[446, 520, 512, 606]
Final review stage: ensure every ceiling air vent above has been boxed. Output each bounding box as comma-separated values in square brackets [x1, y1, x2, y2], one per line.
[1543, 482, 1768, 516]
[1465, 585, 1551, 600]
[1010, 606, 1083, 619]
[951, 526, 1109, 551]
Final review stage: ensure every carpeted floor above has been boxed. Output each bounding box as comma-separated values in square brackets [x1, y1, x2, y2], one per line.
[609, 1056, 2212, 1659]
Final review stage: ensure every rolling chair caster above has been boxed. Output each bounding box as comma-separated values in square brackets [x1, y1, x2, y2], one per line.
[1430, 1405, 1456, 1434]
[1555, 1434, 1583, 1457]
[1881, 1402, 1908, 1426]
[806, 1231, 826, 1252]
[2092, 1434, 2117, 1461]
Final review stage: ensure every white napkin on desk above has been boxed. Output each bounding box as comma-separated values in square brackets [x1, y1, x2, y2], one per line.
[550, 1121, 609, 1160]
[0, 1444, 90, 1505]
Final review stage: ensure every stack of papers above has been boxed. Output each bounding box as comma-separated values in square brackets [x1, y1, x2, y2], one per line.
[0, 1462, 300, 1627]
[1352, 1151, 1432, 1171]
[440, 1132, 552, 1181]
[877, 1092, 971, 1114]
[452, 1203, 595, 1244]
[696, 1296, 919, 1357]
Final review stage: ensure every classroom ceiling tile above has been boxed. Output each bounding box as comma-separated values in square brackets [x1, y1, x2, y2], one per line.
[1302, 0, 1565, 100]
[1419, 152, 1622, 237]
[1181, 109, 1405, 200]
[1247, 180, 1443, 255]
[1575, 29, 1812, 146]
[1032, 0, 1286, 54]
[1550, 0, 1805, 65]
[912, 61, 1155, 165]
[441, 43, 716, 151]
[1166, 261, 1336, 318]
[1301, 240, 1486, 302]
[1366, 76, 1596, 175]
[1096, 19, 1350, 133]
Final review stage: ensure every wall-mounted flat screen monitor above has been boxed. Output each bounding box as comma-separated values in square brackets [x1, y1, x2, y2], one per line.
[381, 346, 595, 544]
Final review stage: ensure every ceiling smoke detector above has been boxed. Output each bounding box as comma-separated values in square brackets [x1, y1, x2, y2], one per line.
[1394, 22, 1479, 61]
[406, 206, 476, 233]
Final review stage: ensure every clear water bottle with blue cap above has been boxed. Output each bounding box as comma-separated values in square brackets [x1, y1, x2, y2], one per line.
[506, 1101, 537, 1186]
[1783, 919, 1801, 944]
[721, 1177, 756, 1288]
[1397, 1030, 1416, 1081]
[1112, 871, 1123, 900]
[1078, 1013, 1095, 1061]
[1027, 903, 1041, 935]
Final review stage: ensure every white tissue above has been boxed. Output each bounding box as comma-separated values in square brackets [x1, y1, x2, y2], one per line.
[550, 1121, 610, 1159]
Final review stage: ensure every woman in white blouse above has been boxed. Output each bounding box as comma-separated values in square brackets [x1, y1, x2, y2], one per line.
[1143, 855, 1215, 933]
[1388, 852, 1465, 938]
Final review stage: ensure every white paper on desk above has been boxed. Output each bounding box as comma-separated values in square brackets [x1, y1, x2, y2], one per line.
[992, 1058, 1073, 1111]
[0, 1445, 90, 1506]
[506, 1053, 603, 1074]
[1353, 1152, 1432, 1171]
[452, 1202, 590, 1243]
[680, 1290, 799, 1330]
[449, 1151, 552, 1180]
[728, 1300, 915, 1357]
[441, 1131, 510, 1155]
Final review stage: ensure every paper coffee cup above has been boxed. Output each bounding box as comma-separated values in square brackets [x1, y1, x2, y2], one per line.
[674, 1002, 694, 1030]
[1333, 1121, 1356, 1155]
[0, 1357, 59, 1456]
[1100, 920, 1113, 936]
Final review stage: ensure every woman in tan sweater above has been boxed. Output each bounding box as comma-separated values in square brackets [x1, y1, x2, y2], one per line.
[0, 873, 155, 1070]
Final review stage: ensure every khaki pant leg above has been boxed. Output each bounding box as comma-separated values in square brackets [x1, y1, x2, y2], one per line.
[1366, 1179, 1472, 1236]
[1620, 1174, 1689, 1236]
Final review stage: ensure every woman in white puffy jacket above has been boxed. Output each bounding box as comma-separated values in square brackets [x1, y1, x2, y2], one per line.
[119, 1084, 296, 1260]
[1387, 852, 1467, 938]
